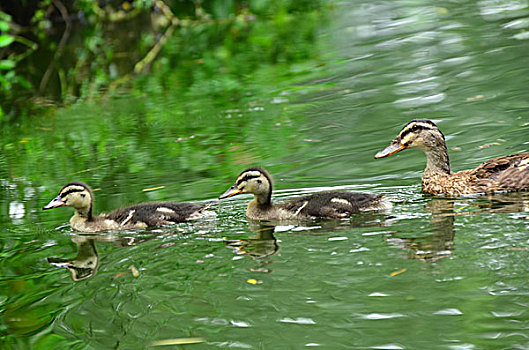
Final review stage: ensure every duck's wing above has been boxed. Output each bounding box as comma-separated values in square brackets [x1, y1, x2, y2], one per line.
[281, 192, 385, 219]
[106, 202, 212, 227]
[472, 152, 529, 192]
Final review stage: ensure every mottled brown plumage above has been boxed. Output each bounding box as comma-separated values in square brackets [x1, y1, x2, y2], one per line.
[375, 119, 529, 196]
[219, 167, 391, 220]
[43, 182, 213, 232]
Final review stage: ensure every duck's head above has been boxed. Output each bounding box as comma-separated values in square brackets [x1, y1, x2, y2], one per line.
[219, 167, 273, 205]
[43, 182, 94, 219]
[375, 119, 447, 158]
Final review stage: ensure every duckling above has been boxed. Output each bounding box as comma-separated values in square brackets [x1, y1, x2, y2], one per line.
[375, 119, 529, 195]
[219, 167, 391, 220]
[43, 182, 213, 232]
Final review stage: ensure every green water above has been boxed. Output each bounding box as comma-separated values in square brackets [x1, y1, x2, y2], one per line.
[2, 1, 529, 349]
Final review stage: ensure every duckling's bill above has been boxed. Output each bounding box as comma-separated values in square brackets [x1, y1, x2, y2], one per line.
[375, 140, 407, 159]
[43, 195, 66, 210]
[219, 186, 242, 199]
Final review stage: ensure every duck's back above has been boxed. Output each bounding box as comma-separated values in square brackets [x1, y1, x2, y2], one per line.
[105, 202, 209, 227]
[280, 191, 388, 219]
[471, 152, 529, 192]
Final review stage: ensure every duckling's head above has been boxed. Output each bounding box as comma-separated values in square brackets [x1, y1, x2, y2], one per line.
[43, 182, 94, 219]
[375, 119, 447, 157]
[219, 167, 273, 205]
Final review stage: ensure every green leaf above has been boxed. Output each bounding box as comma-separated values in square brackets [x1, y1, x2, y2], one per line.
[0, 11, 11, 21]
[0, 21, 9, 32]
[0, 34, 14, 47]
[17, 76, 32, 90]
[0, 59, 15, 70]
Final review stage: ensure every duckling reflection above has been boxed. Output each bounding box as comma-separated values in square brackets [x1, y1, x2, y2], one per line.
[388, 198, 455, 262]
[47, 232, 163, 281]
[47, 235, 99, 281]
[225, 223, 279, 266]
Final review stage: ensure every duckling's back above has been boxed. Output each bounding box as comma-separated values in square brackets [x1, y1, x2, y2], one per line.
[280, 191, 391, 219]
[105, 201, 212, 227]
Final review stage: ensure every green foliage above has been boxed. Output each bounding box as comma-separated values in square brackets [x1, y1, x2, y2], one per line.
[0, 0, 328, 121]
[0, 34, 14, 47]
[0, 10, 38, 121]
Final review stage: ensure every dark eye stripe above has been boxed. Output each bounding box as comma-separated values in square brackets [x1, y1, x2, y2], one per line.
[60, 188, 85, 198]
[400, 124, 430, 139]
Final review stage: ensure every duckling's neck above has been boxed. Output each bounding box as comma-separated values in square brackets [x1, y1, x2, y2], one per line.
[253, 192, 272, 207]
[247, 196, 274, 220]
[74, 207, 94, 221]
[424, 143, 451, 175]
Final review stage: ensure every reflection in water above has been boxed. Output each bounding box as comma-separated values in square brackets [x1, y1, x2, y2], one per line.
[414, 198, 455, 261]
[389, 198, 456, 262]
[2, 0, 529, 347]
[225, 223, 279, 264]
[48, 236, 99, 281]
[224, 213, 396, 271]
[47, 232, 165, 281]
[3, 283, 59, 337]
[474, 192, 529, 213]
[390, 192, 529, 262]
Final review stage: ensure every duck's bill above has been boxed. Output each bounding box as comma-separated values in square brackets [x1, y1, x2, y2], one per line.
[375, 141, 407, 159]
[43, 196, 65, 210]
[219, 186, 242, 200]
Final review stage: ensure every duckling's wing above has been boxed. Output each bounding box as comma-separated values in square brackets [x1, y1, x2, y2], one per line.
[473, 152, 529, 191]
[106, 202, 211, 227]
[282, 191, 385, 219]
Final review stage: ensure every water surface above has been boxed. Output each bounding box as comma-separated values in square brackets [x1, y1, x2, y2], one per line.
[2, 0, 529, 348]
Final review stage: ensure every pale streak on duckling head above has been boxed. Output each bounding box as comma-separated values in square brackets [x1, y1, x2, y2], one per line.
[219, 167, 273, 205]
[43, 182, 94, 219]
